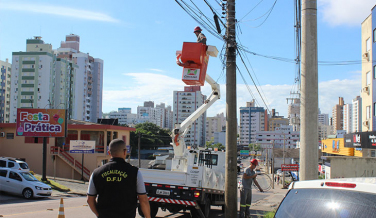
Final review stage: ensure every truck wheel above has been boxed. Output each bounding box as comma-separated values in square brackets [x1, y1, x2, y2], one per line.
[200, 198, 211, 218]
[150, 202, 159, 218]
[190, 207, 200, 218]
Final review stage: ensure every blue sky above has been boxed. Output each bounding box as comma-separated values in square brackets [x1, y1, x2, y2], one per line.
[0, 0, 374, 117]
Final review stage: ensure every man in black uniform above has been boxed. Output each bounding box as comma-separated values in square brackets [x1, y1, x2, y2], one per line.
[87, 139, 151, 218]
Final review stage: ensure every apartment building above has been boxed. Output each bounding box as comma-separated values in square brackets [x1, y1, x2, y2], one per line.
[10, 37, 79, 122]
[109, 108, 137, 125]
[268, 109, 289, 131]
[173, 86, 206, 147]
[0, 59, 11, 123]
[332, 97, 344, 131]
[57, 34, 104, 123]
[239, 100, 267, 146]
[318, 112, 329, 126]
[287, 99, 300, 131]
[343, 103, 353, 134]
[206, 113, 226, 141]
[255, 125, 300, 149]
[352, 96, 362, 132]
[361, 9, 375, 131]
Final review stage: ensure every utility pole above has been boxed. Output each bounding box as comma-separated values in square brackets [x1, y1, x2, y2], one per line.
[300, 0, 318, 181]
[138, 133, 141, 168]
[272, 140, 275, 189]
[225, 0, 237, 217]
[282, 133, 285, 186]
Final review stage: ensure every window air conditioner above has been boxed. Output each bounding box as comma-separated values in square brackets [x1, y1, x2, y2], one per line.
[363, 120, 369, 127]
[363, 86, 370, 94]
[363, 52, 370, 61]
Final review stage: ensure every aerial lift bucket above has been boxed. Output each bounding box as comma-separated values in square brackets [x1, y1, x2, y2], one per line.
[176, 42, 218, 86]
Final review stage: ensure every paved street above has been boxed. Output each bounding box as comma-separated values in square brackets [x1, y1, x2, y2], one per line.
[1, 158, 287, 217]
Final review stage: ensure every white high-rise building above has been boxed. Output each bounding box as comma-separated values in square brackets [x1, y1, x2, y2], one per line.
[10, 37, 79, 122]
[352, 96, 362, 132]
[239, 100, 266, 146]
[255, 125, 299, 149]
[109, 108, 137, 125]
[173, 86, 206, 147]
[288, 99, 300, 131]
[57, 34, 103, 122]
[0, 59, 11, 123]
[343, 103, 353, 134]
[165, 105, 173, 130]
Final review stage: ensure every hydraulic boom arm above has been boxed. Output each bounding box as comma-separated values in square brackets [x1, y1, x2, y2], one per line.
[171, 73, 220, 157]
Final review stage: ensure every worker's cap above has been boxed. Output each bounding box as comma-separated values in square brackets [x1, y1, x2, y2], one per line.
[194, 26, 202, 33]
[250, 159, 258, 166]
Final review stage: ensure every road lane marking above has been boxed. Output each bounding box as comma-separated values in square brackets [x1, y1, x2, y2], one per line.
[2, 205, 87, 217]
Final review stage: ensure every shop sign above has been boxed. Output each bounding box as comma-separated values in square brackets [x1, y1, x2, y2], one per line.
[16, 108, 67, 137]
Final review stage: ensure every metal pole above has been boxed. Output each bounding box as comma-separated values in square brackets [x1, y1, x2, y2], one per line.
[138, 133, 141, 168]
[272, 140, 275, 189]
[283, 134, 285, 186]
[266, 147, 269, 174]
[300, 0, 318, 181]
[81, 154, 84, 181]
[42, 137, 47, 181]
[225, 0, 237, 216]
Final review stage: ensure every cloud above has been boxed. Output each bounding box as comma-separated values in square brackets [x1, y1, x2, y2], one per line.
[319, 0, 375, 26]
[0, 2, 119, 23]
[149, 69, 165, 72]
[103, 73, 361, 119]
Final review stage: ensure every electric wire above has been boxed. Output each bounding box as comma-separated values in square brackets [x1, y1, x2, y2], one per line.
[238, 0, 265, 22]
[237, 47, 271, 113]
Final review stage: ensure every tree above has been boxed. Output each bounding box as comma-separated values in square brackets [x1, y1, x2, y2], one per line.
[129, 122, 172, 156]
[206, 138, 225, 150]
[248, 143, 261, 151]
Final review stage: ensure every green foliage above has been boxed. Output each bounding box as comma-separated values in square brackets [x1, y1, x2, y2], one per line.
[129, 122, 172, 156]
[318, 175, 325, 179]
[248, 143, 261, 151]
[206, 138, 225, 150]
[262, 210, 276, 218]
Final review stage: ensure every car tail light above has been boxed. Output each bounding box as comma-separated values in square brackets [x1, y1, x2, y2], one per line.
[194, 191, 200, 198]
[325, 182, 356, 188]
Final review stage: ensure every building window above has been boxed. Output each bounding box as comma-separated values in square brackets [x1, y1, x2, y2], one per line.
[367, 71, 371, 86]
[6, 133, 14, 139]
[366, 106, 371, 119]
[374, 103, 376, 116]
[366, 38, 371, 51]
[374, 28, 376, 43]
[374, 65, 376, 79]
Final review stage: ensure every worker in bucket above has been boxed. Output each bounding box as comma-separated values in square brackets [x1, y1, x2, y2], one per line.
[240, 159, 263, 218]
[194, 26, 207, 45]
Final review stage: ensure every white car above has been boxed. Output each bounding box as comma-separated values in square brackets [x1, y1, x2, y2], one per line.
[0, 157, 30, 172]
[0, 168, 52, 199]
[274, 177, 376, 217]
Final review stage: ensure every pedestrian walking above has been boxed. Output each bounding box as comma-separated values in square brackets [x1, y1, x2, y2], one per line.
[87, 139, 151, 218]
[193, 26, 207, 44]
[277, 175, 280, 184]
[240, 159, 264, 218]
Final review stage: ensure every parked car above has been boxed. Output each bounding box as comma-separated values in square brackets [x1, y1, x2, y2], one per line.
[276, 169, 290, 177]
[0, 157, 30, 172]
[274, 177, 376, 218]
[0, 168, 51, 199]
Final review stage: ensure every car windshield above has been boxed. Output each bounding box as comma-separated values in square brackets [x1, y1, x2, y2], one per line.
[19, 162, 29, 169]
[20, 172, 38, 181]
[275, 188, 376, 218]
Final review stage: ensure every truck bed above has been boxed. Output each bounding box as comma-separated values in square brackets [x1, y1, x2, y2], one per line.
[140, 168, 188, 186]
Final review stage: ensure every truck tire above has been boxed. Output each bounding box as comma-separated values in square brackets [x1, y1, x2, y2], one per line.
[200, 198, 211, 218]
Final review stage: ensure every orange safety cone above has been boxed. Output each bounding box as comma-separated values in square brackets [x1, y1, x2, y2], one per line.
[57, 198, 65, 218]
